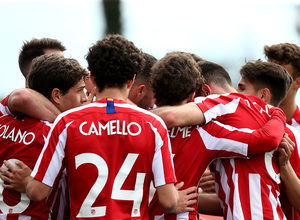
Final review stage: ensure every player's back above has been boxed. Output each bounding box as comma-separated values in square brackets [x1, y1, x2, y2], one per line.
[0, 113, 52, 219]
[36, 98, 175, 219]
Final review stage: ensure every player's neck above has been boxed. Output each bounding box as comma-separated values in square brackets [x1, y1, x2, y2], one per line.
[96, 87, 129, 102]
[279, 95, 297, 122]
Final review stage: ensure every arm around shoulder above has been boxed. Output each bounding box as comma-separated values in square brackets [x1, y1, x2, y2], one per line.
[151, 103, 205, 128]
[8, 88, 60, 122]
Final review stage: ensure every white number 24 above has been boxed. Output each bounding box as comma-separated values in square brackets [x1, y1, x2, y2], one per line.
[75, 153, 145, 218]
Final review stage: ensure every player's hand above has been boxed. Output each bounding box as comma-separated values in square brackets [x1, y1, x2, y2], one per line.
[174, 182, 198, 213]
[0, 160, 32, 193]
[277, 133, 295, 168]
[198, 169, 215, 193]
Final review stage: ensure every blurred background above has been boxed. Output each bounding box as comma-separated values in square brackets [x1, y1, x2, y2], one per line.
[1, 0, 300, 103]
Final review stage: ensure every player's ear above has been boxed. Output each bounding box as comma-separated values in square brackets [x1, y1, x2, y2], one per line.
[260, 88, 271, 104]
[136, 84, 146, 97]
[51, 88, 62, 105]
[294, 77, 300, 89]
[199, 84, 212, 97]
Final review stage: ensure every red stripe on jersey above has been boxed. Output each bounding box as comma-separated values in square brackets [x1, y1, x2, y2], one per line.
[0, 114, 51, 219]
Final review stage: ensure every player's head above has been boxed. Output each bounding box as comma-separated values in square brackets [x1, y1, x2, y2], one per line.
[27, 54, 88, 112]
[86, 34, 145, 93]
[264, 43, 300, 80]
[128, 52, 157, 110]
[150, 51, 204, 106]
[195, 59, 235, 97]
[19, 38, 66, 78]
[237, 59, 292, 106]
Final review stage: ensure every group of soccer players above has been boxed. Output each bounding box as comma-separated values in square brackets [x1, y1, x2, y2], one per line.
[0, 35, 300, 220]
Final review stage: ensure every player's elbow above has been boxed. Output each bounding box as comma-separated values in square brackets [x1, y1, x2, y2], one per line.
[163, 112, 179, 129]
[156, 183, 179, 213]
[159, 195, 178, 213]
[8, 89, 31, 115]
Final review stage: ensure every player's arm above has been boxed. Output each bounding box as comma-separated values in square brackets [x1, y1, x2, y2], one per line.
[247, 107, 286, 155]
[26, 178, 51, 202]
[198, 191, 223, 216]
[151, 102, 205, 128]
[277, 134, 300, 213]
[156, 183, 179, 213]
[8, 88, 60, 122]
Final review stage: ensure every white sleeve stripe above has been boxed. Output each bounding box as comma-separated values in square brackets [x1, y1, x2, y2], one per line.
[199, 127, 248, 156]
[212, 120, 254, 133]
[43, 121, 73, 186]
[204, 98, 240, 123]
[148, 122, 166, 187]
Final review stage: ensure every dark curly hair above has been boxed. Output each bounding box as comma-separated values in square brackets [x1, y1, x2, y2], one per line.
[240, 59, 292, 106]
[27, 54, 87, 100]
[86, 34, 145, 92]
[150, 51, 204, 106]
[264, 43, 300, 79]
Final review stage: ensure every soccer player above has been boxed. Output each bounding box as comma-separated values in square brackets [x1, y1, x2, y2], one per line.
[1, 35, 180, 219]
[237, 60, 300, 220]
[0, 54, 88, 219]
[18, 37, 66, 79]
[1, 37, 67, 122]
[277, 136, 300, 215]
[128, 52, 157, 110]
[264, 43, 300, 131]
[148, 52, 288, 219]
[151, 59, 293, 219]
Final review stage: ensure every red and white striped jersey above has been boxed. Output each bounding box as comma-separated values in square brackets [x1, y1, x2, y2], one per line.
[148, 93, 286, 220]
[32, 98, 176, 220]
[280, 124, 300, 220]
[196, 93, 286, 219]
[0, 112, 52, 219]
[287, 106, 300, 132]
[0, 94, 71, 220]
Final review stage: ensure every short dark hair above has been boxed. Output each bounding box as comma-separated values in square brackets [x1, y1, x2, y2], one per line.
[264, 43, 300, 79]
[134, 52, 157, 83]
[150, 51, 204, 106]
[198, 60, 232, 86]
[86, 34, 145, 92]
[18, 38, 66, 77]
[27, 54, 87, 100]
[240, 59, 292, 106]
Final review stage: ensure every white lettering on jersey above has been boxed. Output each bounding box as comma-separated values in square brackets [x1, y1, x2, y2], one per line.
[168, 126, 192, 139]
[244, 100, 270, 116]
[0, 124, 35, 145]
[75, 153, 145, 218]
[79, 120, 142, 136]
[0, 159, 30, 213]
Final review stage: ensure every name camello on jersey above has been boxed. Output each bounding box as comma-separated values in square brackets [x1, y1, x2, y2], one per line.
[79, 120, 142, 136]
